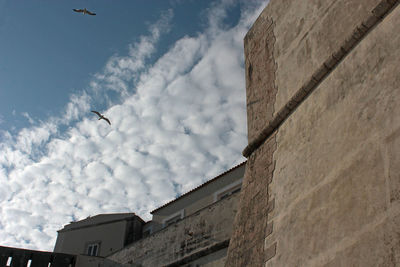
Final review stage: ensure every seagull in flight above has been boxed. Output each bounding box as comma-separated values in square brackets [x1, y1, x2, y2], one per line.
[73, 8, 96, 16]
[91, 111, 111, 125]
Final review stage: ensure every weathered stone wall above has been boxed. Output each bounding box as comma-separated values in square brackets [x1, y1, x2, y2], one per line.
[151, 163, 245, 229]
[227, 0, 400, 266]
[225, 12, 277, 266]
[75, 255, 129, 267]
[225, 137, 276, 266]
[108, 192, 239, 267]
[244, 15, 277, 142]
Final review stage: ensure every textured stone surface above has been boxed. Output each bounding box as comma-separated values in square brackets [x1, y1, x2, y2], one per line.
[321, 211, 400, 267]
[229, 0, 400, 266]
[272, 0, 383, 115]
[243, 0, 400, 158]
[75, 255, 128, 267]
[108, 193, 239, 267]
[225, 135, 276, 266]
[244, 14, 277, 143]
[225, 11, 278, 266]
[267, 3, 400, 266]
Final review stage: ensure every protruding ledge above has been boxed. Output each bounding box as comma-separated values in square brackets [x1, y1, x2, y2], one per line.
[242, 0, 399, 158]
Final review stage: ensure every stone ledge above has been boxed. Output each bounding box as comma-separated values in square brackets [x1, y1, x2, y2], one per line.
[242, 0, 399, 158]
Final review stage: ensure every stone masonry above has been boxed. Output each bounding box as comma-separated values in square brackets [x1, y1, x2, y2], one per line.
[226, 0, 400, 266]
[108, 192, 239, 266]
[225, 14, 277, 267]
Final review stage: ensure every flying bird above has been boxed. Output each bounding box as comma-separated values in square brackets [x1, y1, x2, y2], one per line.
[73, 8, 96, 16]
[91, 111, 111, 125]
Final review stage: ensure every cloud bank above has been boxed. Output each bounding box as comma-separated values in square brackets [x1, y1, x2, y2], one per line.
[0, 0, 268, 250]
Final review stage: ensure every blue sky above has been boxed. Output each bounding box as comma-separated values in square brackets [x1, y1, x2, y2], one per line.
[0, 0, 240, 131]
[0, 0, 268, 250]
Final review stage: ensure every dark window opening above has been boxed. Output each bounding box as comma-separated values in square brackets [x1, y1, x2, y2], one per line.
[87, 243, 100, 256]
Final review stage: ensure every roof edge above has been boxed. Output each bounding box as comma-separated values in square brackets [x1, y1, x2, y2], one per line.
[58, 213, 145, 233]
[150, 161, 246, 214]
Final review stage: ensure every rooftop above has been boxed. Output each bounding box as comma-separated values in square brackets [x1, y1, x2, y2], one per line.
[150, 161, 246, 214]
[58, 212, 144, 232]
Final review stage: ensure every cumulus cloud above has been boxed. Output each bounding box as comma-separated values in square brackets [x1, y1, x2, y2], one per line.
[0, 0, 268, 251]
[92, 9, 174, 98]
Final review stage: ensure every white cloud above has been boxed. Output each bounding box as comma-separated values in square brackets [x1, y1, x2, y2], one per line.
[21, 112, 34, 124]
[62, 92, 91, 122]
[93, 9, 174, 98]
[0, 0, 269, 251]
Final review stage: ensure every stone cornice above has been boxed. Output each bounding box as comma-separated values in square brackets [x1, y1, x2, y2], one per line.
[243, 0, 399, 158]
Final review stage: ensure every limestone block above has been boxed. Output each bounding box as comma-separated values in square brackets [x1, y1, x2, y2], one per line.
[321, 210, 400, 267]
[244, 15, 276, 142]
[225, 139, 275, 266]
[258, 0, 382, 116]
[268, 4, 400, 266]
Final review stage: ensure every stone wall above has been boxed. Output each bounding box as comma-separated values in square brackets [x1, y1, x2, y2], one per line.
[108, 192, 239, 267]
[225, 5, 278, 267]
[226, 0, 400, 266]
[225, 136, 276, 266]
[75, 255, 129, 267]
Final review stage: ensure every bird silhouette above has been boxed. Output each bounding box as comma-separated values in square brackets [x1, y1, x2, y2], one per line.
[91, 111, 111, 125]
[73, 8, 96, 16]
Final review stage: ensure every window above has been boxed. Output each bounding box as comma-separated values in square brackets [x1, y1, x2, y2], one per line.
[162, 209, 185, 228]
[213, 179, 243, 202]
[86, 242, 100, 256]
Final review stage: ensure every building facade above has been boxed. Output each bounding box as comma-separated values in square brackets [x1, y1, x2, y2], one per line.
[107, 162, 245, 266]
[52, 162, 245, 267]
[150, 162, 244, 234]
[5, 1, 399, 266]
[226, 0, 400, 266]
[54, 213, 144, 258]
